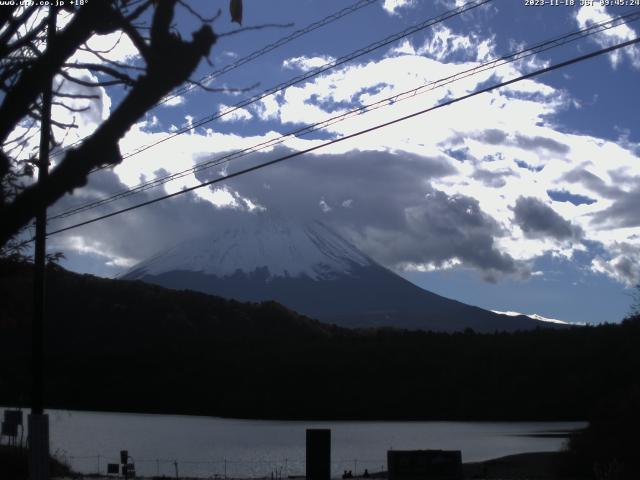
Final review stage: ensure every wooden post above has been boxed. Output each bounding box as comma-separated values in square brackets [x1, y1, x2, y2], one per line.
[306, 429, 331, 480]
[29, 7, 56, 480]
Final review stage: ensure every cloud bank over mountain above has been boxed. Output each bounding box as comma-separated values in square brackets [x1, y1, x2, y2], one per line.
[45, 1, 640, 295]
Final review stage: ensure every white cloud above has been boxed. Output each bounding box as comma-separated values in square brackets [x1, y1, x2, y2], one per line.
[417, 26, 496, 62]
[68, 30, 140, 65]
[217, 103, 253, 122]
[575, 3, 640, 69]
[52, 20, 639, 287]
[49, 69, 112, 154]
[235, 37, 638, 279]
[51, 235, 137, 268]
[382, 0, 416, 15]
[591, 243, 640, 287]
[254, 94, 282, 121]
[162, 95, 186, 107]
[319, 199, 332, 213]
[282, 55, 336, 72]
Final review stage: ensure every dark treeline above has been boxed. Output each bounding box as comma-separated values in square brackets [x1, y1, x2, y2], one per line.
[1, 259, 639, 421]
[563, 385, 640, 479]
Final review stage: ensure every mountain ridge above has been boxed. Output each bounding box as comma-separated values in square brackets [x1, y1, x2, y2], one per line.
[123, 216, 550, 332]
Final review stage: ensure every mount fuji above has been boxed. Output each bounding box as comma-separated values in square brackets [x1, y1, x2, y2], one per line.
[122, 215, 548, 332]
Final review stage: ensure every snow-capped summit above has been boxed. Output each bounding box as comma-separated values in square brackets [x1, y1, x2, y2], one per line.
[126, 216, 373, 282]
[123, 214, 553, 332]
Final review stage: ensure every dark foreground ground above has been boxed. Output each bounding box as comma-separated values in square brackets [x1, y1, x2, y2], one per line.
[0, 445, 72, 479]
[463, 452, 580, 479]
[2, 260, 640, 421]
[1, 449, 584, 480]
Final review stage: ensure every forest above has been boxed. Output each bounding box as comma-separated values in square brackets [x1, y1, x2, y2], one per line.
[1, 258, 639, 422]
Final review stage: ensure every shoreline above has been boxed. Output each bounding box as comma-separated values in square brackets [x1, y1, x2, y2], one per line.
[47, 452, 571, 480]
[0, 404, 588, 423]
[463, 451, 570, 479]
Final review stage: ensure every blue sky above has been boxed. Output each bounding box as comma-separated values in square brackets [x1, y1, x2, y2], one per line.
[34, 0, 640, 324]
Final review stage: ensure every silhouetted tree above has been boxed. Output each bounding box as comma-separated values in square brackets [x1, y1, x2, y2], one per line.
[629, 284, 640, 317]
[0, 0, 252, 251]
[5, 260, 640, 421]
[564, 386, 640, 480]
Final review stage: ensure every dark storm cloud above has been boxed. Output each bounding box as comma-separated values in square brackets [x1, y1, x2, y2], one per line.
[594, 242, 640, 287]
[388, 188, 519, 277]
[590, 182, 640, 228]
[514, 134, 570, 155]
[467, 130, 570, 155]
[478, 129, 508, 145]
[50, 146, 527, 279]
[562, 167, 623, 199]
[47, 169, 240, 262]
[614, 256, 635, 282]
[199, 147, 459, 232]
[472, 168, 514, 188]
[513, 196, 583, 241]
[204, 149, 523, 278]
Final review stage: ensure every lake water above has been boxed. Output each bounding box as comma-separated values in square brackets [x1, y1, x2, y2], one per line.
[1, 408, 584, 478]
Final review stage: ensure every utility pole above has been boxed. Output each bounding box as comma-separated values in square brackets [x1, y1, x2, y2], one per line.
[29, 6, 56, 480]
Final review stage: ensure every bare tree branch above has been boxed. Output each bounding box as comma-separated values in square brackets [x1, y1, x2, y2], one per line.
[28, 109, 78, 130]
[63, 62, 138, 86]
[0, 1, 218, 246]
[78, 31, 126, 55]
[0, 5, 38, 56]
[2, 117, 38, 147]
[125, 0, 154, 22]
[217, 23, 294, 38]
[51, 101, 91, 113]
[178, 1, 222, 24]
[53, 91, 100, 100]
[0, 2, 122, 144]
[59, 69, 127, 88]
[116, 15, 152, 63]
[185, 78, 259, 94]
[0, 5, 18, 31]
[89, 50, 145, 71]
[0, 13, 48, 59]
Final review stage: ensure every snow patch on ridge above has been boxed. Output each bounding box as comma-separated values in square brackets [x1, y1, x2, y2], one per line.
[492, 310, 583, 325]
[125, 217, 373, 281]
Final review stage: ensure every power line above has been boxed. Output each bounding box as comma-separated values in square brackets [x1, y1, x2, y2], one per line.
[48, 10, 640, 221]
[51, 0, 380, 158]
[162, 0, 380, 103]
[43, 36, 640, 238]
[48, 0, 496, 220]
[115, 0, 493, 163]
[81, 0, 492, 177]
[13, 0, 495, 243]
[53, 0, 493, 212]
[47, 10, 640, 222]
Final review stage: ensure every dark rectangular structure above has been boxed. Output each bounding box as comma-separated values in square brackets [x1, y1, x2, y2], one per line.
[2, 421, 18, 437]
[387, 450, 463, 480]
[306, 429, 331, 480]
[4, 410, 23, 426]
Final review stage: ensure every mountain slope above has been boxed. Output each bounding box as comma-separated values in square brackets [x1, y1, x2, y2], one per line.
[123, 216, 546, 332]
